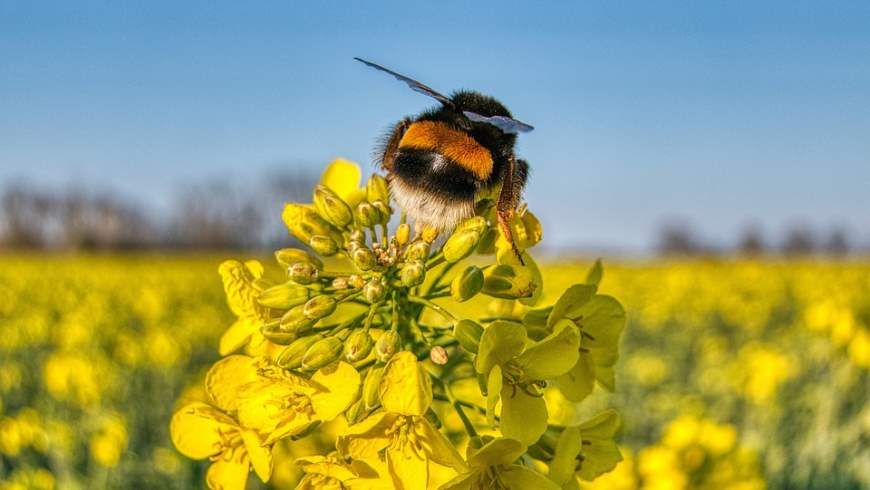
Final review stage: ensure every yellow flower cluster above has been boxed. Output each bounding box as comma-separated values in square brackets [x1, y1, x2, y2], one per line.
[170, 160, 628, 489]
[581, 415, 764, 490]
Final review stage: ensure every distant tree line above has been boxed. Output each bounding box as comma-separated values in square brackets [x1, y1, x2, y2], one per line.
[657, 219, 860, 257]
[0, 170, 316, 251]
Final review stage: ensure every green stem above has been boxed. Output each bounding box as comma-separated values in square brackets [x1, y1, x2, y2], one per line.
[407, 295, 457, 322]
[425, 260, 458, 296]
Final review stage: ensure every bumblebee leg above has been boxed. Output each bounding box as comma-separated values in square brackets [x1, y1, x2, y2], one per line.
[379, 117, 412, 171]
[496, 156, 527, 265]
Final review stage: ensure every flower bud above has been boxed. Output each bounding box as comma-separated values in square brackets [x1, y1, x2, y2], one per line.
[332, 277, 349, 290]
[277, 334, 323, 368]
[444, 217, 487, 263]
[421, 225, 439, 243]
[354, 201, 380, 228]
[349, 230, 366, 243]
[363, 278, 387, 303]
[282, 203, 342, 245]
[303, 295, 336, 320]
[453, 319, 484, 353]
[344, 329, 375, 362]
[349, 274, 366, 289]
[313, 184, 353, 228]
[375, 330, 401, 362]
[522, 307, 552, 329]
[430, 346, 449, 365]
[257, 282, 310, 309]
[308, 235, 339, 256]
[362, 365, 385, 410]
[288, 262, 318, 284]
[366, 174, 390, 203]
[260, 321, 297, 345]
[345, 399, 366, 425]
[279, 305, 316, 335]
[371, 200, 392, 224]
[396, 223, 411, 246]
[482, 264, 537, 299]
[450, 265, 484, 302]
[352, 247, 377, 271]
[275, 248, 323, 270]
[404, 240, 431, 261]
[476, 228, 498, 255]
[401, 260, 426, 287]
[302, 337, 344, 370]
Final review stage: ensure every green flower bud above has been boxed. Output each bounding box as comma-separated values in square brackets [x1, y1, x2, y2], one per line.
[344, 329, 375, 362]
[371, 200, 392, 225]
[275, 248, 323, 270]
[396, 223, 411, 246]
[301, 337, 344, 370]
[277, 334, 323, 368]
[345, 399, 366, 425]
[450, 265, 484, 302]
[453, 319, 484, 353]
[260, 321, 297, 345]
[362, 365, 384, 410]
[257, 282, 310, 309]
[366, 174, 390, 203]
[279, 305, 316, 336]
[401, 260, 426, 287]
[375, 330, 401, 362]
[282, 203, 342, 245]
[443, 217, 487, 263]
[405, 240, 431, 261]
[288, 262, 318, 284]
[354, 201, 380, 228]
[303, 295, 336, 320]
[309, 235, 339, 256]
[313, 184, 353, 227]
[481, 264, 537, 299]
[476, 228, 498, 255]
[352, 247, 377, 271]
[363, 278, 387, 303]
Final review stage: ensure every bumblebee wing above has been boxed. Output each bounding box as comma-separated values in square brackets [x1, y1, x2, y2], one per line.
[354, 57, 454, 108]
[463, 111, 534, 134]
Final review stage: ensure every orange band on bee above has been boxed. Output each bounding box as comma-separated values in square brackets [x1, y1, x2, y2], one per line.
[399, 121, 493, 180]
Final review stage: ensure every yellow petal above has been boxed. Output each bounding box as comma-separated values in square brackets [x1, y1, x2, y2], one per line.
[219, 319, 258, 356]
[241, 430, 272, 483]
[296, 455, 358, 482]
[414, 417, 467, 471]
[310, 361, 362, 421]
[499, 465, 560, 489]
[499, 385, 548, 446]
[170, 403, 237, 460]
[386, 446, 428, 490]
[237, 380, 305, 437]
[206, 457, 250, 490]
[438, 472, 475, 490]
[206, 355, 260, 412]
[474, 321, 527, 375]
[486, 366, 502, 427]
[468, 438, 525, 468]
[379, 352, 432, 416]
[320, 158, 362, 202]
[336, 411, 395, 460]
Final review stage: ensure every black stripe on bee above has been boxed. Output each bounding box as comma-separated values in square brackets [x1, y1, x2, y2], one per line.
[391, 148, 479, 200]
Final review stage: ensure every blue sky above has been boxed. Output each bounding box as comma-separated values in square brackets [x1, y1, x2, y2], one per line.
[2, 1, 869, 251]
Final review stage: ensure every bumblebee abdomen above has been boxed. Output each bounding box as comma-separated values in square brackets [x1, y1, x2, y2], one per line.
[398, 121, 493, 181]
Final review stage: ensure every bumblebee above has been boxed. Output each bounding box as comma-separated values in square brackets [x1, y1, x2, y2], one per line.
[355, 57, 534, 261]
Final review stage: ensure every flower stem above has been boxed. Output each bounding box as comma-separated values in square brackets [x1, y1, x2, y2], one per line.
[407, 295, 457, 322]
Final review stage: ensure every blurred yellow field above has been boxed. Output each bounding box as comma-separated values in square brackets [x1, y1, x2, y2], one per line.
[0, 255, 867, 489]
